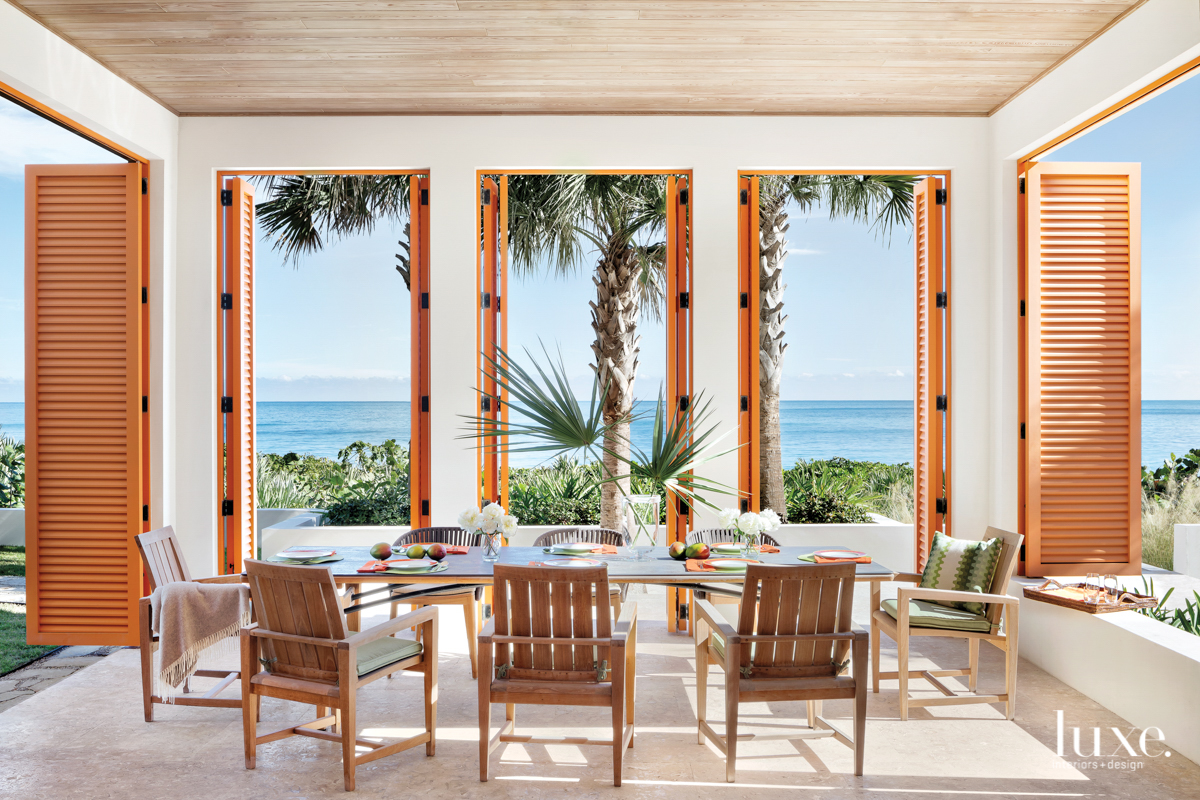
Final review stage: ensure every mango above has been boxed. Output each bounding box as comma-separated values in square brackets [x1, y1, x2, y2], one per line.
[406, 544, 426, 559]
[369, 542, 392, 560]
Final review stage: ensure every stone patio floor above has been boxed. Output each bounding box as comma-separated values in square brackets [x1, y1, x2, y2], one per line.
[1, 583, 1198, 799]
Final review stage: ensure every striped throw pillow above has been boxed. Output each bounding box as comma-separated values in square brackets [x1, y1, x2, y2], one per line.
[919, 532, 1003, 616]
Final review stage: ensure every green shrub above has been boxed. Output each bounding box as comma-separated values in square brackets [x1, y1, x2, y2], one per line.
[0, 429, 23, 509]
[788, 493, 871, 524]
[324, 497, 410, 526]
[782, 458, 912, 524]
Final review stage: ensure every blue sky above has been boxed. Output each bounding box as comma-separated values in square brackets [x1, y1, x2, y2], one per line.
[2, 73, 1199, 405]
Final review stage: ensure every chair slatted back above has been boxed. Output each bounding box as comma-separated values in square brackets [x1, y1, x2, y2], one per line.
[245, 560, 348, 684]
[738, 563, 855, 678]
[135, 526, 192, 591]
[533, 528, 626, 548]
[492, 564, 613, 682]
[688, 528, 781, 548]
[394, 527, 483, 548]
[983, 526, 1023, 626]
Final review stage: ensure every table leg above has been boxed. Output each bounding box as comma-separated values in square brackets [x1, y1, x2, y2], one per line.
[346, 582, 361, 632]
[869, 579, 881, 689]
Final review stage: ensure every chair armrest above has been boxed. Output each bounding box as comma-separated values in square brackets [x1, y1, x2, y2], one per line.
[478, 615, 495, 645]
[894, 572, 923, 584]
[344, 605, 437, 649]
[194, 574, 247, 585]
[693, 598, 739, 643]
[898, 586, 1020, 606]
[612, 599, 638, 646]
[249, 626, 342, 649]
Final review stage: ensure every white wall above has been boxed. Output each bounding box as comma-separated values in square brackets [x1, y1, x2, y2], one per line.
[0, 2, 181, 536]
[987, 0, 1200, 531]
[177, 114, 991, 576]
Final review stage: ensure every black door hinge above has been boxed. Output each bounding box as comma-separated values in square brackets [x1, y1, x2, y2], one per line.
[481, 187, 491, 206]
[143, 504, 149, 522]
[221, 396, 233, 414]
[496, 296, 501, 312]
[679, 604, 689, 620]
[420, 395, 429, 413]
[141, 286, 148, 304]
[936, 291, 947, 309]
[142, 396, 148, 413]
[936, 394, 948, 412]
[420, 188, 429, 206]
[482, 292, 491, 309]
[936, 498, 948, 515]
[421, 499, 430, 517]
[1020, 423, 1026, 440]
[679, 188, 688, 205]
[141, 177, 148, 195]
[739, 292, 748, 309]
[678, 395, 690, 412]
[1019, 177, 1026, 194]
[740, 189, 748, 205]
[935, 188, 947, 205]
[1019, 300, 1026, 317]
[678, 497, 689, 516]
[420, 292, 429, 309]
[481, 397, 491, 412]
[678, 292, 689, 309]
[740, 499, 749, 513]
[220, 293, 233, 310]
[220, 188, 233, 206]
[222, 499, 233, 516]
[740, 395, 748, 412]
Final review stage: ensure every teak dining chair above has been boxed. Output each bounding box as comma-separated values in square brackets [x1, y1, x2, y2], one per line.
[478, 563, 637, 786]
[693, 562, 866, 781]
[241, 560, 438, 792]
[388, 526, 484, 678]
[533, 527, 628, 619]
[871, 527, 1023, 720]
[685, 528, 784, 626]
[135, 525, 248, 721]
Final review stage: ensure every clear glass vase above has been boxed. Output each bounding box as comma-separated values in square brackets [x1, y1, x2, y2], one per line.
[741, 531, 760, 560]
[482, 531, 502, 562]
[622, 494, 662, 561]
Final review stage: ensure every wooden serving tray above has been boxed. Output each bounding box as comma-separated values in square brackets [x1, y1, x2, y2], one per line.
[1023, 579, 1158, 614]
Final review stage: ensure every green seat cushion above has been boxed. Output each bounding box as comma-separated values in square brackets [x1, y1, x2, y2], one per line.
[356, 637, 423, 676]
[881, 598, 993, 633]
[920, 531, 1003, 615]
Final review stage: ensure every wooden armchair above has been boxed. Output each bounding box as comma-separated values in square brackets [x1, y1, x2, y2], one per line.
[135, 526, 247, 721]
[241, 560, 438, 792]
[478, 564, 637, 786]
[532, 527, 628, 618]
[870, 526, 1023, 720]
[388, 526, 484, 678]
[685, 528, 784, 623]
[688, 528, 782, 548]
[694, 563, 866, 781]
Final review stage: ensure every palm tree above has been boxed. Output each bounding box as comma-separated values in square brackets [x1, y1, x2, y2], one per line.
[502, 174, 669, 529]
[756, 175, 917, 519]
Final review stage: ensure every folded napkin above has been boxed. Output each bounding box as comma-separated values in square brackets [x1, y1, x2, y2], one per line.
[798, 553, 872, 564]
[357, 558, 433, 573]
[150, 581, 251, 699]
[408, 544, 469, 555]
[685, 558, 758, 572]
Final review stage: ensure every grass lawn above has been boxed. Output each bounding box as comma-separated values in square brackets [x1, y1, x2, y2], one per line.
[0, 604, 57, 675]
[0, 545, 25, 577]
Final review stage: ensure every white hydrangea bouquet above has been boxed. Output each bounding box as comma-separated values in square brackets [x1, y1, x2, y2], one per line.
[459, 503, 518, 561]
[718, 507, 782, 558]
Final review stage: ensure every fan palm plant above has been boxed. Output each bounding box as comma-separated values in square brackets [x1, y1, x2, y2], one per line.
[755, 174, 917, 519]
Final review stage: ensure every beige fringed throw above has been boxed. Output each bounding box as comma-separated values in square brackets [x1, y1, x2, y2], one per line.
[150, 581, 251, 701]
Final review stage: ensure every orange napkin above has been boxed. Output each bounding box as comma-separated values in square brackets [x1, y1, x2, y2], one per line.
[715, 542, 780, 554]
[409, 544, 469, 555]
[357, 558, 426, 573]
[814, 554, 871, 564]
[685, 558, 758, 572]
[592, 544, 619, 555]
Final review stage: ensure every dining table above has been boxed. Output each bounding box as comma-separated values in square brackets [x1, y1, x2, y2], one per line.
[293, 545, 898, 635]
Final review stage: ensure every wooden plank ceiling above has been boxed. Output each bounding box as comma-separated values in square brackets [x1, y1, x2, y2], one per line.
[11, 1, 1144, 115]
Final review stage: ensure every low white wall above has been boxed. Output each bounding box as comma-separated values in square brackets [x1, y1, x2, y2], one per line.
[1013, 576, 1200, 766]
[257, 508, 325, 540]
[0, 508, 23, 547]
[773, 517, 915, 574]
[1175, 524, 1200, 579]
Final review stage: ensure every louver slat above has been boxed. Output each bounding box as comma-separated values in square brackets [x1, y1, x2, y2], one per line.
[1025, 163, 1141, 576]
[913, 177, 944, 572]
[26, 164, 142, 645]
[222, 178, 256, 572]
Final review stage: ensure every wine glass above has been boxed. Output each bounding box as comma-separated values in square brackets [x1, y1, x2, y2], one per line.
[1084, 573, 1102, 604]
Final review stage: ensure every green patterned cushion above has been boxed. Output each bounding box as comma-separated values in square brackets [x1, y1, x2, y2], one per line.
[919, 532, 1002, 615]
[881, 598, 993, 632]
[356, 637, 422, 676]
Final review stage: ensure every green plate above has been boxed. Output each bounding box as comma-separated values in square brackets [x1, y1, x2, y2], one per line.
[383, 561, 449, 575]
[707, 559, 749, 571]
[712, 544, 743, 555]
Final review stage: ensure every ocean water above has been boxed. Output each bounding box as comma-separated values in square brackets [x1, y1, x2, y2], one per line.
[5, 399, 1200, 469]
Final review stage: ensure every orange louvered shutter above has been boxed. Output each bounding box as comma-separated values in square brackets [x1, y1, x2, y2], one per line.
[477, 177, 506, 508]
[409, 175, 432, 527]
[1024, 163, 1141, 576]
[220, 178, 255, 573]
[25, 163, 143, 645]
[913, 177, 946, 572]
[737, 175, 760, 514]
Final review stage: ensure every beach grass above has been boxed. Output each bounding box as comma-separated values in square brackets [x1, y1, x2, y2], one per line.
[0, 603, 57, 675]
[0, 546, 24, 577]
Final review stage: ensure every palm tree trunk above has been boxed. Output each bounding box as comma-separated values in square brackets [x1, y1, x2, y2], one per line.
[591, 239, 642, 530]
[759, 194, 789, 520]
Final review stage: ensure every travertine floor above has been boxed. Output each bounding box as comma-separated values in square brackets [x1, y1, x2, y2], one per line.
[2, 584, 1198, 799]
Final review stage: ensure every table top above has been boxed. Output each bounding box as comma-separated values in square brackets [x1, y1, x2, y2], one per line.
[305, 546, 897, 584]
